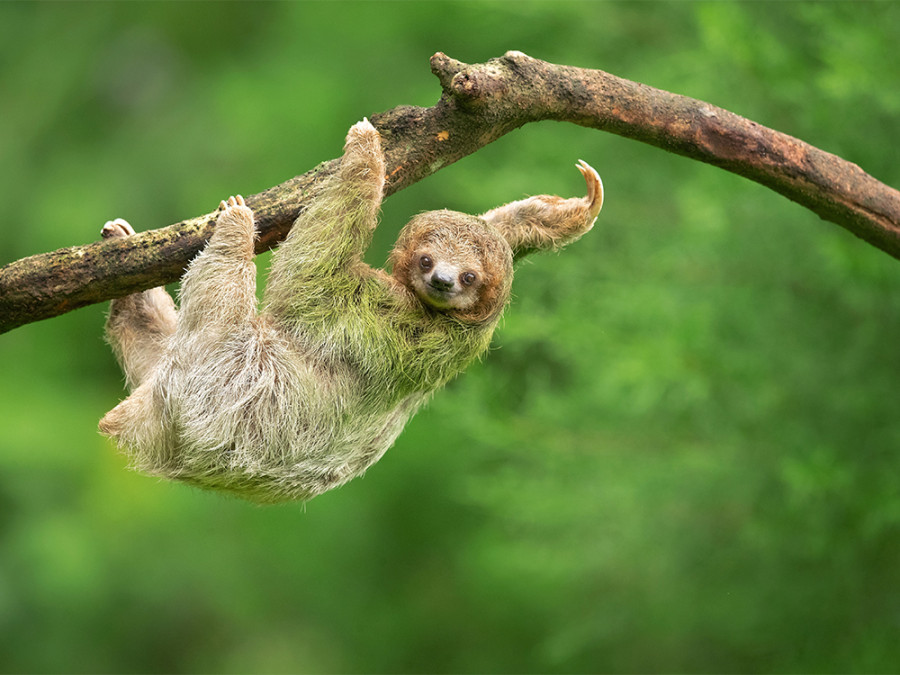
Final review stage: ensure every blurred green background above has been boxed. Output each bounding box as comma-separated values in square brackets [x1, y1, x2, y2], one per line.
[2, 2, 900, 672]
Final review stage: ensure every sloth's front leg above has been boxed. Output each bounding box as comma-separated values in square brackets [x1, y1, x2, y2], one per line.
[262, 120, 387, 319]
[338, 118, 386, 228]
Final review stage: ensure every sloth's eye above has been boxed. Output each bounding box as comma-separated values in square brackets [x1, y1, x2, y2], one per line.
[419, 255, 433, 271]
[460, 271, 478, 286]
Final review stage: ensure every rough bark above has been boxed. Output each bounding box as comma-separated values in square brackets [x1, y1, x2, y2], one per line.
[2, 50, 898, 334]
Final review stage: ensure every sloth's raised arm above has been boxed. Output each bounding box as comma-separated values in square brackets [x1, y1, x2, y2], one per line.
[481, 160, 604, 261]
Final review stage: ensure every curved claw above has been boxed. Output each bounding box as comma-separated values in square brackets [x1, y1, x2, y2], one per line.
[101, 217, 135, 239]
[220, 195, 246, 210]
[576, 159, 604, 218]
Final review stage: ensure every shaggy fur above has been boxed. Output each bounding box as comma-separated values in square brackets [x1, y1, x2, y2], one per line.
[99, 120, 603, 503]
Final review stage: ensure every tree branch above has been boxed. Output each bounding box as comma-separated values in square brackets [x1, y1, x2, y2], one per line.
[2, 50, 899, 334]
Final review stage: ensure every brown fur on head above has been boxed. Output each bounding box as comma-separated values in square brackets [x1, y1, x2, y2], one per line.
[389, 210, 514, 325]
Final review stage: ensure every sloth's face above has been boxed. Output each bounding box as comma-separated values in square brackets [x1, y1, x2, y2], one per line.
[408, 248, 485, 312]
[389, 210, 514, 324]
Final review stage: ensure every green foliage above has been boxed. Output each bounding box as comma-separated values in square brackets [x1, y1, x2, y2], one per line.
[1, 2, 899, 672]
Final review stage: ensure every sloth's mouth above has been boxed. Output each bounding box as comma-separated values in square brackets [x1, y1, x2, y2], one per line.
[427, 286, 462, 307]
[427, 283, 454, 295]
[417, 282, 456, 309]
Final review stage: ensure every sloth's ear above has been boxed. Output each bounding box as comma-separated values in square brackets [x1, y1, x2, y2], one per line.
[480, 160, 603, 261]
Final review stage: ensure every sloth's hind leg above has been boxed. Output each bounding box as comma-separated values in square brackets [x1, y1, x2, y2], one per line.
[176, 196, 259, 337]
[102, 219, 177, 391]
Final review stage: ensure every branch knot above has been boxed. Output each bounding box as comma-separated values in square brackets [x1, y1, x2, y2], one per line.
[430, 52, 466, 91]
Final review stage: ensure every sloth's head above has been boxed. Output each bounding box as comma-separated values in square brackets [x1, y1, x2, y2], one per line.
[389, 210, 514, 324]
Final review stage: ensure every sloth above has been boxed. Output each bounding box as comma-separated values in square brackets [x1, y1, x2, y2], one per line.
[99, 119, 603, 503]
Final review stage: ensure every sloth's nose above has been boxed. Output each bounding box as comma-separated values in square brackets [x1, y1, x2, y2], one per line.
[430, 271, 455, 291]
